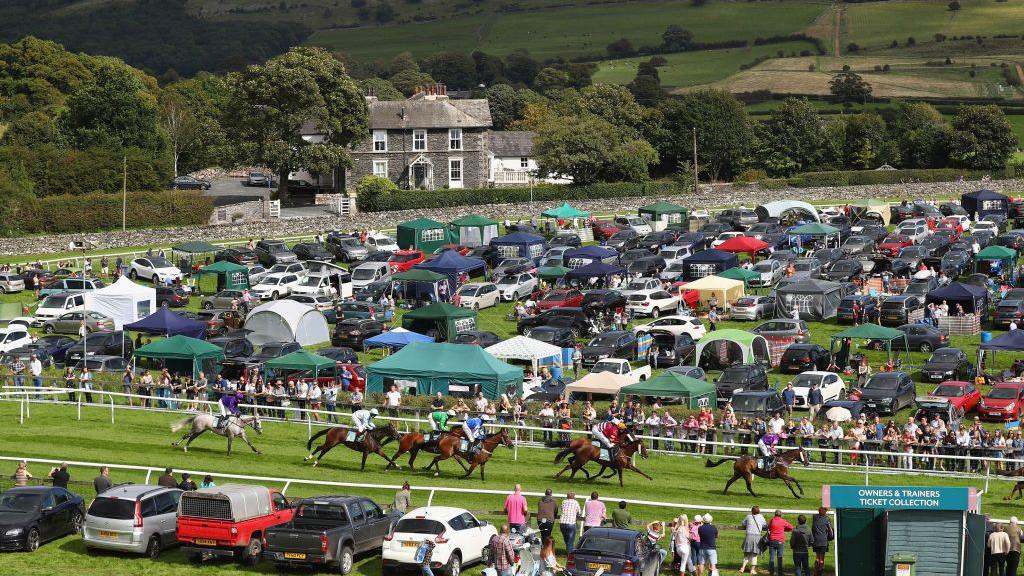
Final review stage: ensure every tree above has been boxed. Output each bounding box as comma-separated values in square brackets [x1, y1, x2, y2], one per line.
[533, 113, 657, 184]
[654, 89, 751, 181]
[389, 69, 435, 96]
[829, 70, 873, 102]
[606, 38, 635, 59]
[471, 51, 505, 84]
[484, 84, 527, 130]
[0, 160, 35, 236]
[359, 77, 404, 100]
[375, 3, 396, 22]
[662, 25, 695, 52]
[556, 84, 646, 139]
[749, 98, 835, 176]
[949, 105, 1017, 170]
[162, 73, 239, 175]
[839, 113, 896, 169]
[227, 47, 368, 201]
[59, 61, 164, 152]
[533, 67, 572, 94]
[505, 50, 541, 86]
[388, 51, 419, 77]
[948, 0, 961, 10]
[422, 52, 477, 89]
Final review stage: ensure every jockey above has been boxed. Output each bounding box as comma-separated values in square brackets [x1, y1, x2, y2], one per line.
[592, 418, 622, 449]
[430, 409, 455, 432]
[461, 416, 484, 450]
[352, 408, 379, 436]
[758, 432, 780, 470]
[217, 390, 242, 429]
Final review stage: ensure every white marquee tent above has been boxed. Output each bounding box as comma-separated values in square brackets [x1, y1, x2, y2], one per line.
[244, 300, 330, 346]
[563, 371, 634, 396]
[485, 335, 563, 375]
[83, 276, 156, 329]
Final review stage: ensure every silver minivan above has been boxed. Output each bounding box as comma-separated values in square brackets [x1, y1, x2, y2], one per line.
[83, 485, 182, 557]
[0, 273, 25, 293]
[351, 261, 391, 289]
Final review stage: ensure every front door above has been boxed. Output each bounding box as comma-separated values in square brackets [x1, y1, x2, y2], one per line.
[411, 164, 431, 189]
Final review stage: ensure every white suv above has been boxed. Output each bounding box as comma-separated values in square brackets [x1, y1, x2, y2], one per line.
[251, 273, 301, 300]
[383, 507, 497, 575]
[625, 289, 682, 318]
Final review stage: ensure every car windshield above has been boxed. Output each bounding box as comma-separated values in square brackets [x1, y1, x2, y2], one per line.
[865, 376, 900, 390]
[735, 298, 756, 306]
[298, 277, 323, 287]
[149, 257, 173, 268]
[497, 277, 520, 286]
[933, 384, 964, 397]
[990, 387, 1019, 399]
[609, 232, 632, 241]
[588, 334, 621, 347]
[791, 374, 822, 388]
[794, 261, 816, 271]
[753, 262, 774, 272]
[394, 518, 445, 534]
[390, 253, 419, 262]
[528, 330, 557, 343]
[457, 286, 480, 297]
[576, 536, 630, 556]
[261, 277, 283, 286]
[731, 396, 765, 412]
[928, 349, 959, 362]
[87, 497, 135, 519]
[0, 493, 40, 512]
[352, 268, 377, 280]
[833, 262, 858, 272]
[541, 292, 570, 302]
[591, 360, 622, 373]
[883, 235, 908, 244]
[39, 295, 68, 308]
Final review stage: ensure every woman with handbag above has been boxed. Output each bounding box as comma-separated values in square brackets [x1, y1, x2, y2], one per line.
[740, 506, 767, 574]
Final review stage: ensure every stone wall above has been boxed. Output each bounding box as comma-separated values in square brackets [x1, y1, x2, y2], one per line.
[207, 200, 267, 225]
[1, 178, 1020, 258]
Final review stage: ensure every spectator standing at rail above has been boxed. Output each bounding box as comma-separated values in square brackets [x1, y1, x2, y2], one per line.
[739, 506, 767, 574]
[93, 466, 112, 494]
[697, 514, 718, 576]
[157, 468, 176, 488]
[791, 514, 812, 576]
[504, 484, 529, 534]
[767, 509, 793, 576]
[48, 463, 69, 488]
[559, 490, 582, 554]
[537, 488, 557, 543]
[583, 491, 605, 534]
[393, 481, 412, 513]
[811, 507, 834, 576]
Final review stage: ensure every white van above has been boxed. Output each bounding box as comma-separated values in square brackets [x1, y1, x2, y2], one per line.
[351, 262, 391, 289]
[33, 292, 86, 326]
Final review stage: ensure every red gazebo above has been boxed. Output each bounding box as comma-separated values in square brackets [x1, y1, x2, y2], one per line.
[716, 236, 769, 256]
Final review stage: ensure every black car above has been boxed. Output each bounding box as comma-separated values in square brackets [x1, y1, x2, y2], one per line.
[837, 295, 879, 325]
[893, 246, 930, 276]
[292, 242, 334, 262]
[813, 248, 845, 270]
[997, 231, 1024, 251]
[286, 179, 329, 196]
[745, 222, 784, 240]
[64, 331, 133, 364]
[879, 295, 925, 327]
[940, 202, 969, 217]
[453, 330, 502, 348]
[517, 307, 592, 337]
[648, 330, 695, 368]
[826, 259, 864, 282]
[920, 234, 952, 258]
[0, 486, 85, 551]
[871, 323, 948, 353]
[606, 230, 641, 252]
[860, 372, 916, 414]
[582, 330, 638, 366]
[467, 245, 501, 267]
[169, 175, 211, 190]
[338, 301, 377, 320]
[673, 232, 707, 251]
[566, 527, 663, 576]
[715, 364, 769, 405]
[524, 325, 577, 349]
[995, 299, 1024, 329]
[332, 319, 385, 349]
[700, 222, 734, 239]
[549, 233, 583, 249]
[317, 346, 360, 364]
[940, 250, 971, 277]
[856, 224, 889, 243]
[840, 235, 875, 256]
[215, 248, 258, 266]
[920, 347, 976, 383]
[581, 289, 626, 314]
[252, 341, 302, 363]
[903, 277, 939, 299]
[731, 390, 786, 419]
[208, 334, 255, 359]
[618, 249, 654, 269]
[6, 335, 77, 367]
[778, 343, 831, 374]
[625, 256, 666, 277]
[156, 286, 189, 308]
[354, 280, 394, 303]
[637, 231, 677, 253]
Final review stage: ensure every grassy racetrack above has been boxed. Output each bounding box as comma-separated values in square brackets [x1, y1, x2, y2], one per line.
[0, 399, 1010, 575]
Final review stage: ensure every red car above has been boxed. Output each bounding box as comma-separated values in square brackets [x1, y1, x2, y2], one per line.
[388, 250, 425, 272]
[669, 281, 701, 309]
[929, 381, 982, 413]
[591, 220, 624, 241]
[938, 217, 964, 237]
[178, 484, 295, 564]
[978, 382, 1024, 422]
[878, 234, 913, 256]
[536, 289, 584, 310]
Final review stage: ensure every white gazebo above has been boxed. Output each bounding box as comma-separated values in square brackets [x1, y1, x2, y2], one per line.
[83, 276, 156, 329]
[485, 335, 563, 375]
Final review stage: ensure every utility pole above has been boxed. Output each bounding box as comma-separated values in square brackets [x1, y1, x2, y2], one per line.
[122, 155, 127, 232]
[691, 127, 699, 194]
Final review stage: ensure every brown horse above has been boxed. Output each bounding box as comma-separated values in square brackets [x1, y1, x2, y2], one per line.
[391, 428, 465, 470]
[705, 447, 809, 498]
[553, 433, 652, 487]
[997, 467, 1024, 500]
[423, 429, 514, 480]
[304, 423, 401, 470]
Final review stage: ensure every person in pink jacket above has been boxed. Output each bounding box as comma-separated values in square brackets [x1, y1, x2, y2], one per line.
[767, 509, 794, 576]
[504, 484, 529, 534]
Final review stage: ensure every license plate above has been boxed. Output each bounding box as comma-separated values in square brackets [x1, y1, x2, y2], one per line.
[99, 530, 119, 539]
[284, 552, 306, 560]
[590, 563, 612, 571]
[195, 538, 217, 546]
[403, 541, 419, 548]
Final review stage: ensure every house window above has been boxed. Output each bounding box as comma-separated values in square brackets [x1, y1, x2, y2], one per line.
[449, 128, 463, 150]
[372, 130, 387, 152]
[413, 130, 427, 151]
[449, 158, 463, 188]
[520, 157, 529, 169]
[372, 160, 388, 179]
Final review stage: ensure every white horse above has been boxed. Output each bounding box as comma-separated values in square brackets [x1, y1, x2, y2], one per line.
[170, 413, 263, 455]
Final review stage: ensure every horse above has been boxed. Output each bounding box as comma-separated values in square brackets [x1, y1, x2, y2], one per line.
[304, 423, 400, 470]
[705, 446, 809, 498]
[552, 433, 652, 487]
[170, 413, 263, 455]
[997, 467, 1024, 500]
[391, 428, 465, 469]
[423, 428, 514, 480]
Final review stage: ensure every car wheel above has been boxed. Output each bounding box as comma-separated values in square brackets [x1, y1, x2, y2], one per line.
[652, 307, 660, 318]
[44, 325, 54, 334]
[202, 301, 213, 310]
[171, 185, 179, 190]
[188, 552, 203, 564]
[271, 291, 279, 300]
[70, 510, 83, 534]
[445, 552, 461, 576]
[473, 303, 480, 311]
[839, 388, 848, 400]
[919, 342, 932, 353]
[128, 269, 137, 280]
[152, 275, 160, 285]
[241, 537, 262, 566]
[146, 535, 162, 559]
[25, 527, 39, 552]
[337, 545, 354, 574]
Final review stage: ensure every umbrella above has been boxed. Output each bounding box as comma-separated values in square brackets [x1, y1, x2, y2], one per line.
[825, 407, 852, 422]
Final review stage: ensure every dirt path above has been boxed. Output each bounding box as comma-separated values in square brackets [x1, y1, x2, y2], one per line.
[833, 2, 843, 57]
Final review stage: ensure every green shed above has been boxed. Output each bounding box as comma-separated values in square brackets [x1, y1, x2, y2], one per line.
[366, 341, 523, 398]
[618, 371, 716, 409]
[397, 218, 448, 253]
[400, 302, 477, 342]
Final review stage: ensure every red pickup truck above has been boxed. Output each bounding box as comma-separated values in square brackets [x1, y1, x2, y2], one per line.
[177, 484, 294, 565]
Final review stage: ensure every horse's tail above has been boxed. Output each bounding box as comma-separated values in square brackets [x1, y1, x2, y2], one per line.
[306, 427, 332, 451]
[554, 447, 574, 464]
[170, 415, 196, 433]
[704, 458, 732, 468]
[996, 467, 1024, 478]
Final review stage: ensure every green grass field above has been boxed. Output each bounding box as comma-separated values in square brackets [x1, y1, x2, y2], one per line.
[307, 0, 827, 61]
[844, 0, 1024, 51]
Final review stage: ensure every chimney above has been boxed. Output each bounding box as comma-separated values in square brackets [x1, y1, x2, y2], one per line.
[400, 106, 406, 120]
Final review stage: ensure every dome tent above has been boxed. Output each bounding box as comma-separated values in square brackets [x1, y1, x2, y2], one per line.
[83, 276, 156, 329]
[694, 329, 770, 370]
[244, 300, 330, 346]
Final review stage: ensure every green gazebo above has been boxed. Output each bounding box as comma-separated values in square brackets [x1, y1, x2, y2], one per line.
[449, 215, 500, 247]
[639, 202, 688, 226]
[397, 218, 448, 253]
[265, 349, 336, 379]
[542, 202, 589, 219]
[718, 266, 761, 287]
[618, 371, 716, 409]
[194, 260, 250, 293]
[400, 302, 477, 342]
[135, 335, 225, 380]
[830, 323, 908, 366]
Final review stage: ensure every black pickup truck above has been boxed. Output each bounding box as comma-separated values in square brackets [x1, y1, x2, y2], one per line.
[263, 495, 399, 574]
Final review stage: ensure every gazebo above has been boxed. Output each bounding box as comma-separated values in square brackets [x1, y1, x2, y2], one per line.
[400, 302, 477, 342]
[830, 323, 908, 366]
[563, 245, 618, 269]
[961, 189, 1009, 219]
[974, 245, 1018, 278]
[366, 342, 522, 399]
[680, 275, 745, 309]
[364, 327, 435, 352]
[542, 202, 589, 220]
[788, 222, 841, 249]
[718, 266, 761, 287]
[565, 261, 627, 284]
[392, 269, 449, 302]
[978, 330, 1024, 374]
[265, 349, 336, 380]
[638, 202, 688, 230]
[716, 236, 769, 258]
[537, 266, 571, 281]
[124, 307, 208, 339]
[449, 215, 499, 247]
[195, 260, 250, 293]
[618, 372, 716, 409]
[135, 335, 224, 380]
[171, 240, 221, 273]
[397, 218, 448, 253]
[485, 335, 564, 376]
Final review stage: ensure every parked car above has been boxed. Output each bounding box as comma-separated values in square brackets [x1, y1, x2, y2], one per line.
[632, 315, 706, 340]
[33, 292, 86, 326]
[928, 381, 981, 413]
[745, 222, 783, 240]
[496, 272, 538, 301]
[0, 326, 33, 353]
[903, 277, 939, 299]
[637, 231, 676, 253]
[790, 371, 846, 408]
[169, 175, 211, 190]
[730, 390, 786, 419]
[920, 347, 976, 383]
[455, 283, 500, 310]
[617, 277, 662, 299]
[38, 277, 105, 298]
[657, 246, 692, 266]
[860, 372, 916, 414]
[605, 230, 641, 252]
[0, 273, 25, 294]
[581, 331, 638, 367]
[871, 323, 948, 353]
[878, 295, 925, 327]
[129, 257, 183, 285]
[83, 485, 181, 557]
[292, 242, 334, 262]
[715, 364, 769, 405]
[208, 334, 255, 359]
[879, 234, 913, 257]
[251, 273, 301, 300]
[255, 240, 299, 267]
[215, 248, 258, 267]
[517, 307, 592, 337]
[625, 256, 666, 277]
[717, 208, 759, 231]
[251, 341, 302, 363]
[381, 507, 496, 575]
[994, 299, 1024, 329]
[836, 295, 879, 325]
[326, 235, 369, 263]
[565, 527, 663, 576]
[7, 335, 76, 366]
[537, 289, 584, 311]
[196, 309, 244, 337]
[749, 260, 784, 288]
[841, 235, 875, 256]
[333, 319, 385, 349]
[550, 232, 583, 249]
[264, 495, 398, 573]
[751, 319, 811, 343]
[524, 325, 577, 349]
[338, 301, 377, 320]
[825, 259, 864, 282]
[364, 234, 400, 253]
[0, 486, 85, 551]
[978, 382, 1024, 422]
[42, 311, 114, 335]
[613, 215, 653, 235]
[453, 331, 502, 348]
[790, 259, 822, 280]
[914, 396, 965, 430]
[581, 289, 627, 314]
[648, 330, 696, 367]
[625, 289, 682, 318]
[388, 250, 426, 273]
[778, 343, 831, 374]
[177, 484, 294, 565]
[666, 365, 707, 381]
[731, 295, 775, 321]
[591, 220, 624, 241]
[156, 286, 190, 308]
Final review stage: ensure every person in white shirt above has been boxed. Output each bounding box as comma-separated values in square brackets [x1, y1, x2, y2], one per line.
[644, 412, 662, 448]
[352, 408, 378, 433]
[307, 383, 323, 422]
[767, 412, 786, 435]
[29, 354, 43, 399]
[1011, 319, 1019, 331]
[385, 384, 402, 413]
[474, 392, 488, 413]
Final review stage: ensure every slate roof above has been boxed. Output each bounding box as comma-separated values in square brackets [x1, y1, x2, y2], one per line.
[369, 96, 492, 129]
[487, 131, 535, 157]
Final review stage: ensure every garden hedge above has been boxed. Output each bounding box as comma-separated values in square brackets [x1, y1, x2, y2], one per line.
[788, 168, 1011, 188]
[9, 190, 213, 235]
